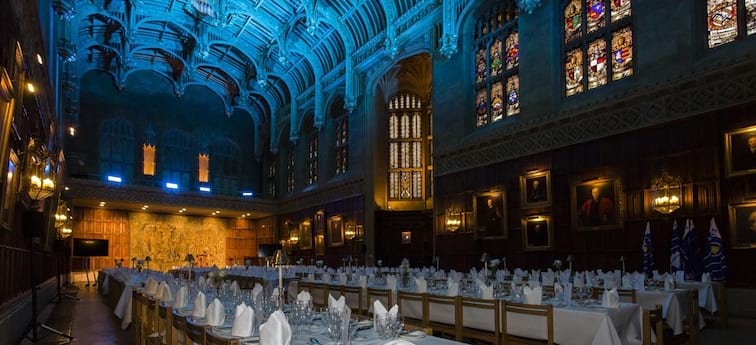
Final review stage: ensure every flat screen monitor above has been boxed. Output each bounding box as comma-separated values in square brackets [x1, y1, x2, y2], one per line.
[73, 239, 109, 257]
[257, 244, 282, 258]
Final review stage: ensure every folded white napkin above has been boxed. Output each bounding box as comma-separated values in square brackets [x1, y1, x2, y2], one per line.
[251, 283, 264, 300]
[307, 273, 315, 282]
[674, 271, 685, 283]
[541, 274, 555, 287]
[372, 299, 398, 331]
[322, 274, 331, 284]
[160, 282, 173, 302]
[664, 275, 675, 291]
[603, 277, 617, 290]
[527, 279, 540, 289]
[653, 270, 661, 281]
[621, 275, 633, 289]
[415, 277, 427, 293]
[231, 281, 241, 296]
[271, 286, 280, 298]
[339, 273, 347, 285]
[206, 298, 225, 326]
[601, 288, 620, 308]
[564, 283, 573, 306]
[145, 278, 159, 296]
[259, 310, 291, 345]
[634, 276, 645, 291]
[480, 282, 493, 300]
[523, 286, 542, 305]
[329, 295, 346, 313]
[198, 276, 205, 285]
[174, 286, 188, 309]
[297, 290, 312, 303]
[155, 281, 165, 299]
[701, 273, 711, 282]
[554, 282, 563, 296]
[573, 273, 584, 288]
[447, 278, 459, 296]
[386, 275, 397, 291]
[359, 275, 367, 289]
[231, 303, 255, 337]
[192, 292, 206, 319]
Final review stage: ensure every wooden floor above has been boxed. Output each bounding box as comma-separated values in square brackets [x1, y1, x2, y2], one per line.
[15, 284, 756, 345]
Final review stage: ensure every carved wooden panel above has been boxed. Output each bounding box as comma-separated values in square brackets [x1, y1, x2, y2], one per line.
[625, 190, 645, 221]
[73, 208, 130, 271]
[693, 181, 720, 216]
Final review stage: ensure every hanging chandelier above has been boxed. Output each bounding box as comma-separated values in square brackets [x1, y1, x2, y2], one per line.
[651, 170, 682, 215]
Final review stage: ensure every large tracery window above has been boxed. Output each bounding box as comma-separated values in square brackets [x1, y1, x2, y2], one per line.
[335, 116, 348, 175]
[308, 134, 318, 184]
[474, 1, 520, 127]
[209, 139, 240, 195]
[100, 118, 135, 182]
[707, 0, 756, 48]
[388, 93, 425, 200]
[563, 0, 633, 97]
[286, 146, 295, 193]
[160, 129, 194, 188]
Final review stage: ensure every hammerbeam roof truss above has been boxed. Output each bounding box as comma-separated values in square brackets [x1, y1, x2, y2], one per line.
[56, 0, 482, 147]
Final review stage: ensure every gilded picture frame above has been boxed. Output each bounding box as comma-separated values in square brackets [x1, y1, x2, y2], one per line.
[299, 219, 313, 250]
[571, 177, 624, 231]
[328, 215, 344, 247]
[314, 233, 326, 256]
[472, 189, 508, 239]
[520, 170, 552, 209]
[522, 215, 554, 251]
[724, 124, 756, 177]
[728, 202, 756, 249]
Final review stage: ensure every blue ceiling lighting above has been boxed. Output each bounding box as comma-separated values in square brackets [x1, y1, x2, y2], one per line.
[106, 175, 122, 183]
[165, 182, 179, 190]
[199, 186, 212, 192]
[241, 191, 254, 197]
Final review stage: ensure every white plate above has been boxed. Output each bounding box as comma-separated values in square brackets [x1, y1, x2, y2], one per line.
[399, 330, 426, 339]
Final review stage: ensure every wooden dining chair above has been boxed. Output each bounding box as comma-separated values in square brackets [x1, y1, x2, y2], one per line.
[366, 288, 393, 314]
[460, 296, 500, 345]
[327, 283, 344, 301]
[171, 310, 187, 345]
[205, 329, 241, 345]
[309, 283, 329, 308]
[185, 318, 209, 345]
[341, 285, 364, 315]
[618, 289, 637, 303]
[426, 295, 462, 341]
[396, 291, 427, 328]
[156, 303, 173, 345]
[501, 301, 554, 345]
[643, 304, 664, 345]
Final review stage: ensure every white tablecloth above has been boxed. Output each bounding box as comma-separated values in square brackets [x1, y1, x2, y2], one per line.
[677, 281, 719, 313]
[637, 289, 689, 334]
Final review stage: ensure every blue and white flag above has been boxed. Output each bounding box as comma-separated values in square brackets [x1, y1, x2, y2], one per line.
[682, 219, 702, 281]
[670, 220, 682, 273]
[642, 221, 654, 275]
[703, 217, 727, 281]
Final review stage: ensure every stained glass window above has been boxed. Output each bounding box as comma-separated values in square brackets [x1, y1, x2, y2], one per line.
[143, 144, 155, 176]
[308, 134, 318, 184]
[707, 0, 755, 48]
[287, 147, 295, 192]
[335, 117, 348, 175]
[388, 93, 425, 200]
[564, 0, 632, 96]
[198, 153, 209, 183]
[474, 1, 519, 128]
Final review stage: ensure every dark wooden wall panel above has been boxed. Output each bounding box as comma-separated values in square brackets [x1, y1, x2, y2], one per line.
[435, 105, 756, 287]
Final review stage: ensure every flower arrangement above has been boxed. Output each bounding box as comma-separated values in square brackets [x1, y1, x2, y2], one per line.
[206, 269, 227, 287]
[552, 259, 563, 271]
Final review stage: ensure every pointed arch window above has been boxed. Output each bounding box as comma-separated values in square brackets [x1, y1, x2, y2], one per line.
[209, 139, 240, 195]
[142, 144, 156, 176]
[563, 0, 633, 97]
[100, 118, 135, 182]
[308, 134, 318, 184]
[388, 93, 425, 200]
[707, 0, 756, 47]
[335, 116, 348, 175]
[198, 153, 210, 183]
[160, 129, 194, 188]
[286, 146, 295, 193]
[474, 1, 519, 128]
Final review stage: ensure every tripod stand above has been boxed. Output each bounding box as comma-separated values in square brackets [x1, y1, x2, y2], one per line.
[24, 211, 74, 342]
[51, 250, 79, 303]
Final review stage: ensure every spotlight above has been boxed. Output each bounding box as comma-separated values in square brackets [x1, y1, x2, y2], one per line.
[165, 182, 178, 190]
[26, 83, 35, 93]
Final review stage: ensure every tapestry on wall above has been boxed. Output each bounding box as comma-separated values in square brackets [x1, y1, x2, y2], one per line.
[129, 213, 227, 270]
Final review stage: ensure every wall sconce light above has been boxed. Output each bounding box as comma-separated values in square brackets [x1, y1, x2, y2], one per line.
[401, 231, 412, 244]
[289, 229, 299, 244]
[24, 139, 56, 202]
[344, 222, 357, 240]
[445, 208, 463, 232]
[651, 170, 682, 215]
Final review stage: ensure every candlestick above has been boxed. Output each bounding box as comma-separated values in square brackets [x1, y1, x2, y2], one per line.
[278, 264, 283, 306]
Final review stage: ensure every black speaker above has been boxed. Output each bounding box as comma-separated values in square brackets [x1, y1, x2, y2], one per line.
[22, 210, 47, 238]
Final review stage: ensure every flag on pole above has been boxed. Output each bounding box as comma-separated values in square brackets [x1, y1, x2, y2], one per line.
[703, 217, 727, 281]
[642, 221, 654, 274]
[682, 219, 702, 280]
[670, 220, 682, 273]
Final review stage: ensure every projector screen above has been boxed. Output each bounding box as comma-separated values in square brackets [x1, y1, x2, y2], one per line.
[257, 243, 282, 258]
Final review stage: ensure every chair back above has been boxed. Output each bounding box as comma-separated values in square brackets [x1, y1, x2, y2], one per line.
[341, 285, 364, 315]
[309, 283, 329, 307]
[461, 297, 500, 333]
[426, 294, 462, 340]
[643, 304, 664, 345]
[366, 288, 393, 314]
[618, 289, 637, 303]
[171, 310, 187, 345]
[396, 291, 427, 326]
[328, 284, 343, 301]
[158, 303, 172, 344]
[205, 329, 241, 345]
[185, 318, 209, 345]
[501, 301, 554, 345]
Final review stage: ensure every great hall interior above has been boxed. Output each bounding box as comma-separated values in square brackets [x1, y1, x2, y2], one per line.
[2, 1, 756, 345]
